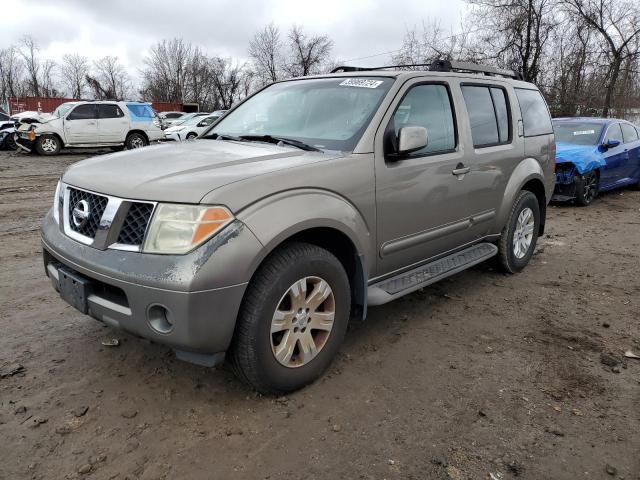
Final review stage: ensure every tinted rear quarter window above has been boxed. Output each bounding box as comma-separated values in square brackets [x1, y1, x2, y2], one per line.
[515, 88, 552, 137]
[621, 123, 639, 143]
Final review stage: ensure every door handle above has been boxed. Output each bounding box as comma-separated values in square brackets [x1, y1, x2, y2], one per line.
[88, 122, 96, 125]
[452, 164, 470, 176]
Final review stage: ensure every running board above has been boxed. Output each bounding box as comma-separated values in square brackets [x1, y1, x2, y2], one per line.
[367, 243, 498, 306]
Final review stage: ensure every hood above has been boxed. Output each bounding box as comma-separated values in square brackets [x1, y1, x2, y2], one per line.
[555, 142, 606, 175]
[62, 140, 339, 203]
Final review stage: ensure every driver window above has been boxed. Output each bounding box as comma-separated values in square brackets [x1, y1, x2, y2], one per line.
[68, 104, 97, 121]
[389, 84, 456, 156]
[605, 124, 623, 144]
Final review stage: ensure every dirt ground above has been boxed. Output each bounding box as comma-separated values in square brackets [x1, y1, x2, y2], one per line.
[0, 148, 639, 480]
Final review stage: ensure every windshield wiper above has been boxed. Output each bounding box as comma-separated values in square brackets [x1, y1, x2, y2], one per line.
[208, 132, 245, 142]
[239, 135, 321, 152]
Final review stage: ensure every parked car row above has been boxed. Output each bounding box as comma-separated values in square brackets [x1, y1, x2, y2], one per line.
[162, 111, 226, 141]
[2, 102, 228, 155]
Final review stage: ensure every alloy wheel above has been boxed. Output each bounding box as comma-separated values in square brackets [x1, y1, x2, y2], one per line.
[512, 207, 535, 259]
[270, 276, 335, 368]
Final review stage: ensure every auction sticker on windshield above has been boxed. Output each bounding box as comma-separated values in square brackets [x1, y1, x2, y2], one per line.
[339, 78, 384, 89]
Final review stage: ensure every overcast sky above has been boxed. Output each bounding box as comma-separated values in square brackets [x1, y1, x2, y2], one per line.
[2, 0, 466, 80]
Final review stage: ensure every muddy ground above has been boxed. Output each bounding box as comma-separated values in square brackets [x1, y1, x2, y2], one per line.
[0, 148, 639, 480]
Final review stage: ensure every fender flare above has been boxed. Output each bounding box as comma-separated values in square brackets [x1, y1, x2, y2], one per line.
[236, 188, 372, 316]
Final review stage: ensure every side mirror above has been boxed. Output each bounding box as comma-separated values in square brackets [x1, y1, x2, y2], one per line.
[604, 139, 621, 150]
[398, 126, 428, 155]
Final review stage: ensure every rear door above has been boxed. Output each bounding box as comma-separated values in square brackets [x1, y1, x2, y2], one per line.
[64, 104, 98, 144]
[97, 104, 128, 143]
[460, 82, 524, 228]
[620, 122, 640, 181]
[600, 123, 629, 185]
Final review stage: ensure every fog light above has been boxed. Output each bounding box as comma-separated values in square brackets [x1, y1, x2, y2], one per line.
[147, 304, 174, 334]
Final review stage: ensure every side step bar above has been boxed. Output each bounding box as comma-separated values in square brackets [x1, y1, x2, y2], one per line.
[367, 243, 498, 306]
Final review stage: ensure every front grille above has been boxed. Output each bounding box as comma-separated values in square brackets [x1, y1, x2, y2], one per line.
[117, 202, 154, 246]
[67, 188, 108, 239]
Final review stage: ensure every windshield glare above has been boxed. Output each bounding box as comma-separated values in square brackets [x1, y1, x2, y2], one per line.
[207, 77, 393, 151]
[177, 115, 207, 126]
[553, 122, 604, 146]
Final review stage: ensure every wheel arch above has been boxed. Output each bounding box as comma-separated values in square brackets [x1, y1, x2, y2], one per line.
[237, 190, 372, 320]
[127, 129, 149, 143]
[498, 158, 548, 236]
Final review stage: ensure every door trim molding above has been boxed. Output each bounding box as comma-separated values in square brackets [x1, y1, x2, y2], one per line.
[379, 209, 495, 257]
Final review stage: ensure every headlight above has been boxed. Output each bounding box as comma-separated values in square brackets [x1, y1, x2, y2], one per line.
[142, 204, 233, 254]
[52, 180, 62, 224]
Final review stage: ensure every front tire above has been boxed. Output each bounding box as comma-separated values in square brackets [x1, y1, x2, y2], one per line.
[497, 191, 540, 273]
[575, 170, 599, 206]
[186, 132, 197, 140]
[35, 134, 61, 156]
[229, 242, 351, 395]
[125, 132, 148, 150]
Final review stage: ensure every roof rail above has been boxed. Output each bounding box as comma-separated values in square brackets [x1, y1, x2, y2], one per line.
[330, 66, 374, 73]
[330, 59, 522, 80]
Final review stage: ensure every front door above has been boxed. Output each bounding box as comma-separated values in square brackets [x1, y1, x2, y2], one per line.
[375, 80, 481, 277]
[64, 104, 98, 144]
[97, 104, 128, 143]
[601, 123, 630, 186]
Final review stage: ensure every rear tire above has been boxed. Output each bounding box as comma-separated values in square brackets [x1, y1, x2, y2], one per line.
[497, 191, 540, 274]
[35, 134, 61, 156]
[125, 132, 148, 150]
[229, 242, 351, 395]
[575, 170, 599, 206]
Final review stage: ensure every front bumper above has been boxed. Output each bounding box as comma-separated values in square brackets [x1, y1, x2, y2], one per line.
[162, 131, 183, 142]
[41, 211, 264, 361]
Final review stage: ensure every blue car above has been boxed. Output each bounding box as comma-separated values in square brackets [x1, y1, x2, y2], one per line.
[552, 118, 640, 205]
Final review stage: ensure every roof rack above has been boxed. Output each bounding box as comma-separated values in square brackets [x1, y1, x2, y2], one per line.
[331, 59, 522, 80]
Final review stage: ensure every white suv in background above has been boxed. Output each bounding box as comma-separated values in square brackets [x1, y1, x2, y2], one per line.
[15, 101, 163, 155]
[162, 111, 225, 141]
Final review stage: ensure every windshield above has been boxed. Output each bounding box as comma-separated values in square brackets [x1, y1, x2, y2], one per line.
[206, 77, 394, 151]
[53, 103, 75, 118]
[553, 122, 604, 145]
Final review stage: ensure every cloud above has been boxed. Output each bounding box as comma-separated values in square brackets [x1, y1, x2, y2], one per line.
[0, 0, 466, 77]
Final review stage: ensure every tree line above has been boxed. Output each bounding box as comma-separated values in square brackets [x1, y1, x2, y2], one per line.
[1, 0, 639, 118]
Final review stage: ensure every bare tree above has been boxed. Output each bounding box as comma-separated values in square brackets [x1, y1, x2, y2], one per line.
[141, 38, 193, 102]
[19, 36, 41, 96]
[249, 23, 283, 85]
[39, 59, 59, 97]
[210, 57, 249, 109]
[92, 56, 130, 100]
[561, 0, 640, 116]
[60, 53, 89, 98]
[392, 19, 472, 67]
[0, 46, 24, 106]
[466, 0, 555, 83]
[285, 25, 333, 77]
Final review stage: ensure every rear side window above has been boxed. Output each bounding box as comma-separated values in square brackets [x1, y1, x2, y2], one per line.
[621, 123, 639, 143]
[390, 83, 456, 156]
[67, 104, 97, 120]
[98, 104, 124, 119]
[515, 88, 552, 137]
[462, 85, 510, 147]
